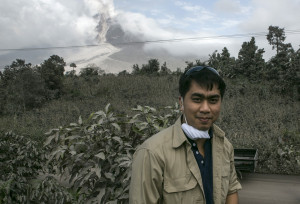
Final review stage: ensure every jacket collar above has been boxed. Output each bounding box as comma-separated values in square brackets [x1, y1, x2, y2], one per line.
[172, 116, 225, 148]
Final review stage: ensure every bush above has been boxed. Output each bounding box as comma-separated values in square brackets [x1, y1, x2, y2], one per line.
[42, 104, 179, 203]
[0, 132, 43, 203]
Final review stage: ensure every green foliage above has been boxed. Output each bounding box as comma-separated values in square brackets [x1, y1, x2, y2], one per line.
[267, 25, 286, 54]
[160, 62, 171, 75]
[184, 59, 206, 71]
[131, 64, 140, 75]
[80, 64, 105, 77]
[0, 132, 43, 203]
[70, 63, 77, 71]
[38, 55, 66, 99]
[118, 70, 130, 76]
[132, 59, 160, 75]
[42, 104, 179, 203]
[0, 59, 46, 114]
[208, 47, 236, 77]
[236, 37, 265, 79]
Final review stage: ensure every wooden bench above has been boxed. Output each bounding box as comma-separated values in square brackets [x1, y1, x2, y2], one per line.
[234, 148, 258, 179]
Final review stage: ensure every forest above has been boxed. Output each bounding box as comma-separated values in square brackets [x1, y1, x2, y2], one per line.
[0, 26, 299, 203]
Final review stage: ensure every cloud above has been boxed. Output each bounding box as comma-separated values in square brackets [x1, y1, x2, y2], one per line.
[240, 0, 300, 32]
[175, 1, 215, 22]
[214, 0, 243, 14]
[0, 0, 115, 49]
[115, 11, 176, 41]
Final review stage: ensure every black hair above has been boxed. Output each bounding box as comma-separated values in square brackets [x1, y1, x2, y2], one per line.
[179, 67, 226, 99]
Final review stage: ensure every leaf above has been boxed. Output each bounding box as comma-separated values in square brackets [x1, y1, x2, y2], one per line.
[44, 128, 58, 136]
[95, 152, 105, 160]
[119, 160, 131, 167]
[65, 135, 81, 141]
[277, 148, 285, 156]
[43, 134, 56, 146]
[145, 106, 156, 112]
[98, 118, 104, 125]
[112, 123, 121, 131]
[104, 172, 115, 182]
[78, 116, 82, 125]
[69, 123, 78, 127]
[87, 112, 95, 121]
[128, 118, 139, 124]
[97, 188, 106, 203]
[112, 136, 123, 144]
[91, 165, 102, 179]
[132, 105, 143, 111]
[105, 103, 111, 113]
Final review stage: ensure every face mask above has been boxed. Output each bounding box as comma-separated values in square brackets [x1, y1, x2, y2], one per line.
[181, 98, 210, 140]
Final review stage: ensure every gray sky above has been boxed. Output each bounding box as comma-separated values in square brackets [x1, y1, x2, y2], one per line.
[1, 0, 300, 67]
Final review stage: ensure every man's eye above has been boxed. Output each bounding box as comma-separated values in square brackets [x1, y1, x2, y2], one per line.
[192, 98, 202, 102]
[209, 98, 219, 103]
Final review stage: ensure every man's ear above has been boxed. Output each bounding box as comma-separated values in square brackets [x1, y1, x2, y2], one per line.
[179, 96, 184, 111]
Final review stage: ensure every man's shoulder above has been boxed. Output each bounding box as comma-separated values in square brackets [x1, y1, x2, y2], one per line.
[213, 124, 234, 151]
[137, 124, 174, 152]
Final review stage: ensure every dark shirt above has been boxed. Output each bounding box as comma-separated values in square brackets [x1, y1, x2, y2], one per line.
[187, 130, 214, 204]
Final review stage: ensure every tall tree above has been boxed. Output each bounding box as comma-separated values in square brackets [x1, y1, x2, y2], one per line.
[208, 48, 236, 77]
[266, 26, 295, 80]
[38, 55, 66, 99]
[237, 37, 265, 79]
[267, 26, 286, 55]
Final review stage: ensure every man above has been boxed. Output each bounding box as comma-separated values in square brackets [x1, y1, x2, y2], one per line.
[129, 66, 242, 204]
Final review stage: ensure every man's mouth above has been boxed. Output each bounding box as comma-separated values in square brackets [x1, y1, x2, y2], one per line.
[197, 117, 211, 122]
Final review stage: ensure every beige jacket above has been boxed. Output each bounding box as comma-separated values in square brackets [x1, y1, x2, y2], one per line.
[129, 117, 242, 204]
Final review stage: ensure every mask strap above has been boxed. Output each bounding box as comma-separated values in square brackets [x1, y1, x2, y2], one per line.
[181, 97, 188, 124]
[183, 114, 188, 124]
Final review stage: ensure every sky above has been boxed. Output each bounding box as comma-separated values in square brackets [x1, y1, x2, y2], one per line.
[1, 0, 300, 69]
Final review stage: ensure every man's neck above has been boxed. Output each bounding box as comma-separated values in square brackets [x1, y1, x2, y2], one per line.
[196, 138, 208, 157]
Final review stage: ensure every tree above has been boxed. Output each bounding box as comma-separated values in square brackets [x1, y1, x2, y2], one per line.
[208, 50, 221, 69]
[184, 60, 206, 71]
[0, 59, 45, 114]
[266, 26, 295, 81]
[67, 62, 77, 76]
[38, 55, 66, 99]
[80, 64, 104, 77]
[118, 70, 130, 76]
[140, 59, 160, 74]
[208, 47, 236, 77]
[70, 62, 77, 71]
[160, 62, 171, 75]
[132, 64, 140, 75]
[267, 26, 286, 55]
[236, 37, 265, 79]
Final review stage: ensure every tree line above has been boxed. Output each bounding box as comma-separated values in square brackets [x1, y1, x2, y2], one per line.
[129, 26, 299, 94]
[0, 25, 299, 115]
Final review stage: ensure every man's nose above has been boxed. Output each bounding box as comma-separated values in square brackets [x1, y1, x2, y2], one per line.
[200, 100, 210, 113]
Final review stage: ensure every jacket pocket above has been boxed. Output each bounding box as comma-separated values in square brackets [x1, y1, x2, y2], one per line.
[163, 175, 203, 204]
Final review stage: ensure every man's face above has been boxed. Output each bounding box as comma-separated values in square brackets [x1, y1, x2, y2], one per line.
[179, 80, 222, 131]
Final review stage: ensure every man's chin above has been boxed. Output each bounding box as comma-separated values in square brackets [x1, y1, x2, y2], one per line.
[196, 125, 211, 131]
